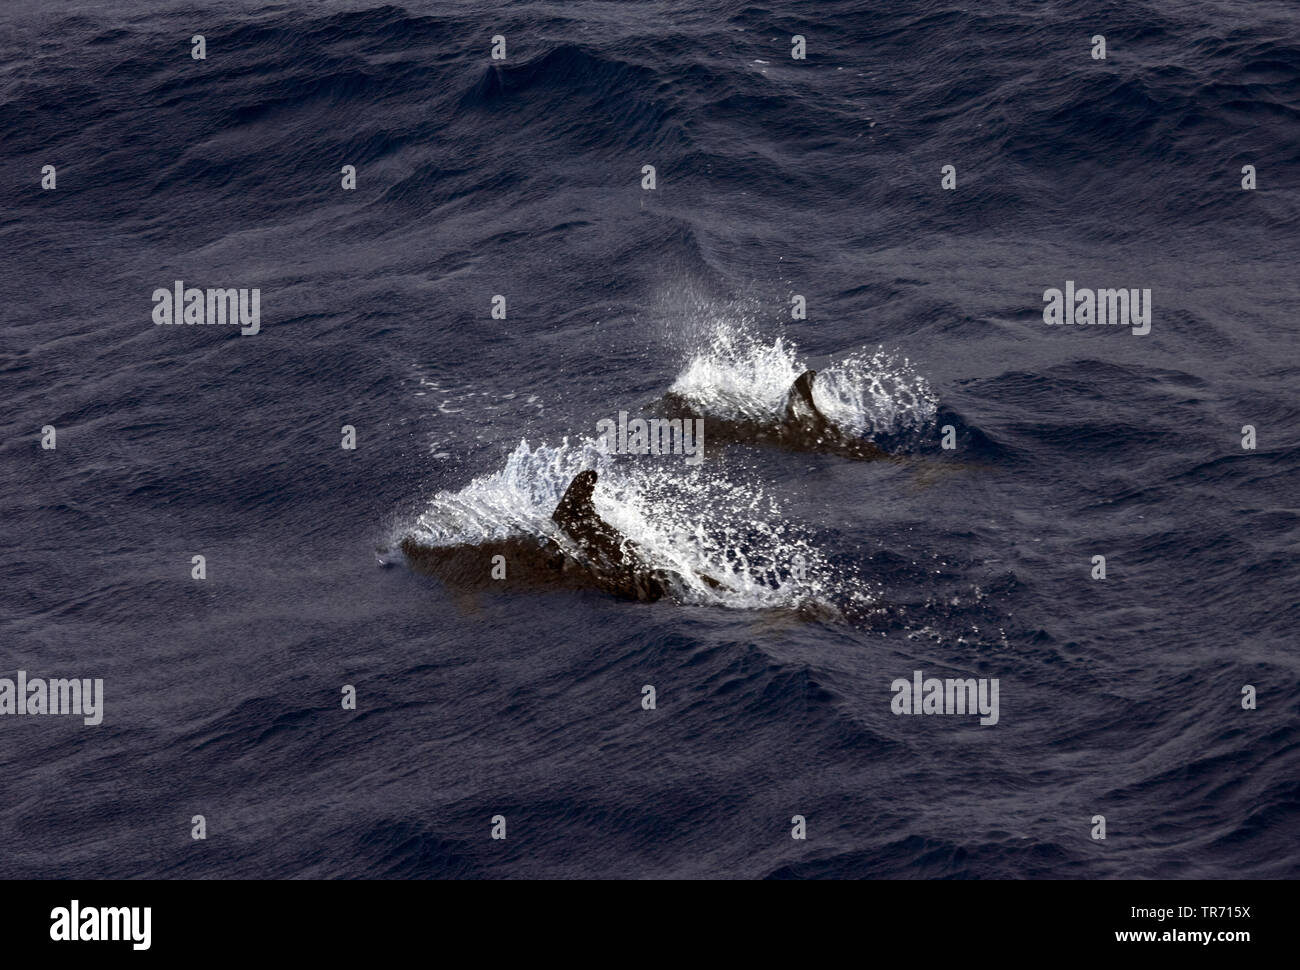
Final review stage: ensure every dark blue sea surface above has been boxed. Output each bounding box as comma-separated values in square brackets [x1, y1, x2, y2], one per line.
[1, 0, 1297, 878]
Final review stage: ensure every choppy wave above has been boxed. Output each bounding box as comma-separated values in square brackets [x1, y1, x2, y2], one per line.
[5, 0, 1298, 881]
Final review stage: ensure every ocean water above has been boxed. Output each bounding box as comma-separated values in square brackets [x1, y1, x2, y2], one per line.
[0, 0, 1297, 878]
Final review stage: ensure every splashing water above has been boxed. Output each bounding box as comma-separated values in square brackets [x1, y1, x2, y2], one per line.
[668, 322, 804, 422]
[668, 318, 937, 440]
[406, 437, 611, 546]
[813, 349, 938, 437]
[405, 437, 874, 612]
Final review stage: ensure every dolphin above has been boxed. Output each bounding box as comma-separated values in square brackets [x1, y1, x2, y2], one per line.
[548, 469, 672, 601]
[401, 470, 696, 602]
[661, 369, 891, 461]
[776, 369, 889, 460]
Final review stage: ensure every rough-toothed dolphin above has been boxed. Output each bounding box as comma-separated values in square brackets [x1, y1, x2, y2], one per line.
[400, 470, 682, 602]
[662, 369, 890, 461]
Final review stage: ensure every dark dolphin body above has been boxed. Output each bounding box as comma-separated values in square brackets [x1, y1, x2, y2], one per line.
[401, 470, 678, 602]
[548, 469, 670, 601]
[662, 369, 891, 461]
[399, 532, 581, 593]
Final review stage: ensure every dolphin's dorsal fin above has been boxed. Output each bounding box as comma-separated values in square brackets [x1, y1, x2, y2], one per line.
[552, 469, 635, 574]
[785, 369, 826, 427]
[552, 469, 600, 531]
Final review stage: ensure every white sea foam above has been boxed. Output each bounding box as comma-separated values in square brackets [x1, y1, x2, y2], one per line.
[668, 322, 804, 422]
[812, 349, 938, 437]
[668, 318, 937, 438]
[406, 437, 873, 612]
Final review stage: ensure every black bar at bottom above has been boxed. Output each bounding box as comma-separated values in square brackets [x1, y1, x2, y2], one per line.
[4, 878, 1280, 957]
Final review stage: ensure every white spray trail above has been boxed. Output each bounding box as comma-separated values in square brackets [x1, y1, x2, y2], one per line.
[405, 437, 874, 612]
[668, 318, 937, 439]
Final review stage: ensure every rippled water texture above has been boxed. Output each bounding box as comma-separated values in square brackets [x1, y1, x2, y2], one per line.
[0, 0, 1296, 878]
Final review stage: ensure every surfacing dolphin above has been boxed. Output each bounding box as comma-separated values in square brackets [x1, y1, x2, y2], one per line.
[401, 470, 714, 602]
[662, 369, 892, 461]
[547, 469, 672, 601]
